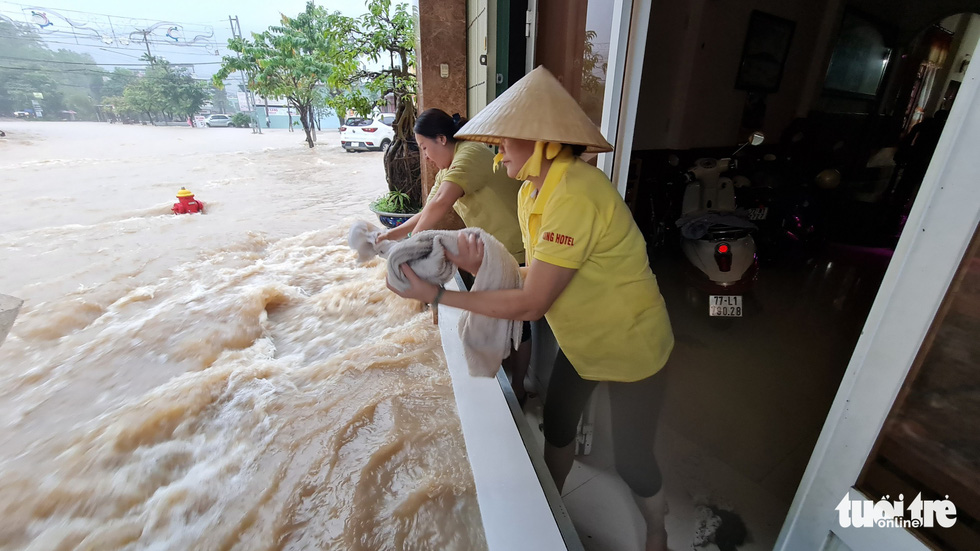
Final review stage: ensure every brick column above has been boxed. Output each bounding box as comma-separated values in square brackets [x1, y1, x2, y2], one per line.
[417, 0, 467, 230]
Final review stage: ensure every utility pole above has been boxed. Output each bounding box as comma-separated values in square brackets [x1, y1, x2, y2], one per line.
[228, 15, 261, 134]
[139, 29, 153, 62]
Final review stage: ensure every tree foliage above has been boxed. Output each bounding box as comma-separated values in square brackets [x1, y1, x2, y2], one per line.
[581, 30, 608, 125]
[0, 19, 103, 119]
[324, 0, 421, 207]
[116, 59, 208, 124]
[323, 0, 417, 122]
[0, 19, 208, 123]
[213, 1, 334, 148]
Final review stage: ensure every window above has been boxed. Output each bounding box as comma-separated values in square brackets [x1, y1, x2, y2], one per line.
[345, 117, 371, 126]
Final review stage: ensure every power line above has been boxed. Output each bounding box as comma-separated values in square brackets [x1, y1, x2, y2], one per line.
[0, 3, 219, 33]
[0, 34, 224, 59]
[0, 37, 222, 55]
[0, 7, 223, 55]
[0, 55, 221, 66]
[0, 64, 219, 83]
[228, 14, 259, 134]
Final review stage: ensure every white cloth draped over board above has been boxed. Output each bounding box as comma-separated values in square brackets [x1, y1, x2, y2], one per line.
[348, 221, 523, 377]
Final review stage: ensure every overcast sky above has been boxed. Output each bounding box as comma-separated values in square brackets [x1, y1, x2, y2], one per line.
[0, 0, 388, 76]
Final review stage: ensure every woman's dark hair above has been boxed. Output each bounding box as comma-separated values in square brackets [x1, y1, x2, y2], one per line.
[415, 108, 468, 141]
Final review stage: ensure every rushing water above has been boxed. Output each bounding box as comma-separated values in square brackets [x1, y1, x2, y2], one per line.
[0, 122, 486, 550]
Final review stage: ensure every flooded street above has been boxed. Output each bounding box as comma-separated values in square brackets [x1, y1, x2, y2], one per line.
[0, 122, 486, 550]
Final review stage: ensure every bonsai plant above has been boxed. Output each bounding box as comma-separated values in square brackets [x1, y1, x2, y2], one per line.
[324, 0, 422, 206]
[369, 190, 420, 228]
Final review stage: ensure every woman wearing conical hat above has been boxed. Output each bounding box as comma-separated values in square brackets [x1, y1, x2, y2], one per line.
[378, 107, 531, 405]
[387, 66, 674, 551]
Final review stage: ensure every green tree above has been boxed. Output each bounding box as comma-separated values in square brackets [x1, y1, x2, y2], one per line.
[324, 0, 421, 207]
[115, 59, 208, 124]
[581, 30, 608, 125]
[100, 95, 138, 121]
[123, 75, 161, 122]
[0, 19, 104, 118]
[210, 85, 230, 114]
[101, 68, 136, 98]
[156, 62, 209, 122]
[212, 1, 334, 147]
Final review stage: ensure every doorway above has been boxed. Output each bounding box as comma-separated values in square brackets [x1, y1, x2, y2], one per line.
[618, 4, 980, 551]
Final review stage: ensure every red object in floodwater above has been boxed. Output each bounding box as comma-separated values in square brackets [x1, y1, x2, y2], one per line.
[172, 187, 205, 214]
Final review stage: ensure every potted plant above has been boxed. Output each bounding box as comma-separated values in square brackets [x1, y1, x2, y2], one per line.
[369, 190, 419, 228]
[324, 1, 423, 206]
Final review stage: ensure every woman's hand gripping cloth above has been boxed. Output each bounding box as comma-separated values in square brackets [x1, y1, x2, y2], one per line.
[348, 220, 395, 261]
[363, 224, 523, 378]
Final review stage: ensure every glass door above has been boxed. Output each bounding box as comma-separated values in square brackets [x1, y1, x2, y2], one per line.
[530, 0, 649, 195]
[775, 38, 980, 551]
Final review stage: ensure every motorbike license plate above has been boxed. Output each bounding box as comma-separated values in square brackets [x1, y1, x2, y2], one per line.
[709, 295, 743, 317]
[746, 207, 768, 220]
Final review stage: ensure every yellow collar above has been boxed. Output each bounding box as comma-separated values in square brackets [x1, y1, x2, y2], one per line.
[493, 141, 565, 179]
[530, 148, 574, 215]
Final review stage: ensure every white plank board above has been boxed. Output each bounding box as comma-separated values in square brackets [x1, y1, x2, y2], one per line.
[437, 279, 568, 550]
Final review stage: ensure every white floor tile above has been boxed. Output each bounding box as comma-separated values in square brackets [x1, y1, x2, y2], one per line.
[522, 396, 789, 550]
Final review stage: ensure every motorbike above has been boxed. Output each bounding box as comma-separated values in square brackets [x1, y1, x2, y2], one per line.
[672, 132, 765, 318]
[736, 154, 829, 266]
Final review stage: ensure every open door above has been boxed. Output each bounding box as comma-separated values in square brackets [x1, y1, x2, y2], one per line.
[530, 0, 650, 195]
[776, 38, 980, 551]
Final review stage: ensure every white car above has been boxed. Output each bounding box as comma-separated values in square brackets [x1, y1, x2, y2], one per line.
[205, 114, 236, 127]
[340, 113, 396, 152]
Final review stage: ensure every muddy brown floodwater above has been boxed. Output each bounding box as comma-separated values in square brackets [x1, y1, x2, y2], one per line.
[0, 121, 487, 551]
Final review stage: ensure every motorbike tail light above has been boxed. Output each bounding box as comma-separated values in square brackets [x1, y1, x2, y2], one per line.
[715, 243, 732, 272]
[363, 128, 377, 133]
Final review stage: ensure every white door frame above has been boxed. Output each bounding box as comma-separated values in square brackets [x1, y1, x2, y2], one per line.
[524, 0, 649, 196]
[525, 0, 538, 73]
[598, 0, 651, 196]
[775, 44, 980, 550]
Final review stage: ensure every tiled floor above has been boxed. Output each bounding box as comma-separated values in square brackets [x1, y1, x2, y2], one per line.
[523, 392, 789, 551]
[520, 244, 892, 550]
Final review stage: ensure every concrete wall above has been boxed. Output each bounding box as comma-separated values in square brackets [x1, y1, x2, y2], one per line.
[633, 0, 837, 150]
[850, 0, 980, 42]
[535, 0, 589, 99]
[933, 13, 980, 113]
[253, 107, 341, 131]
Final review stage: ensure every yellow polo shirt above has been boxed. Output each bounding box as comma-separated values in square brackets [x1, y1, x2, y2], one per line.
[433, 141, 525, 264]
[518, 150, 674, 382]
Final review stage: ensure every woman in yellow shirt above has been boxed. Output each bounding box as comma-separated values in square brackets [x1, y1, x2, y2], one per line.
[387, 68, 675, 551]
[378, 109, 525, 264]
[379, 108, 531, 404]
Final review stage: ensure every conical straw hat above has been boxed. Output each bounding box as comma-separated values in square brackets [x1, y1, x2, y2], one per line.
[455, 66, 613, 153]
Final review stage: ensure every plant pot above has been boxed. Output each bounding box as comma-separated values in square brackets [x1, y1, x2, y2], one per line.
[369, 206, 414, 229]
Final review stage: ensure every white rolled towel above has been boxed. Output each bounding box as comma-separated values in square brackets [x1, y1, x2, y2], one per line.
[347, 220, 395, 261]
[349, 221, 523, 377]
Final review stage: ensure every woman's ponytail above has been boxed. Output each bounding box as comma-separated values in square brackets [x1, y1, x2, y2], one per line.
[416, 108, 467, 140]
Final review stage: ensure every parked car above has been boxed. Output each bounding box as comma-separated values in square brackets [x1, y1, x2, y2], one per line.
[340, 113, 396, 152]
[205, 114, 237, 128]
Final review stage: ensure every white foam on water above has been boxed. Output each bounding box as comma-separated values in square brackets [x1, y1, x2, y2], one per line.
[0, 123, 486, 551]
